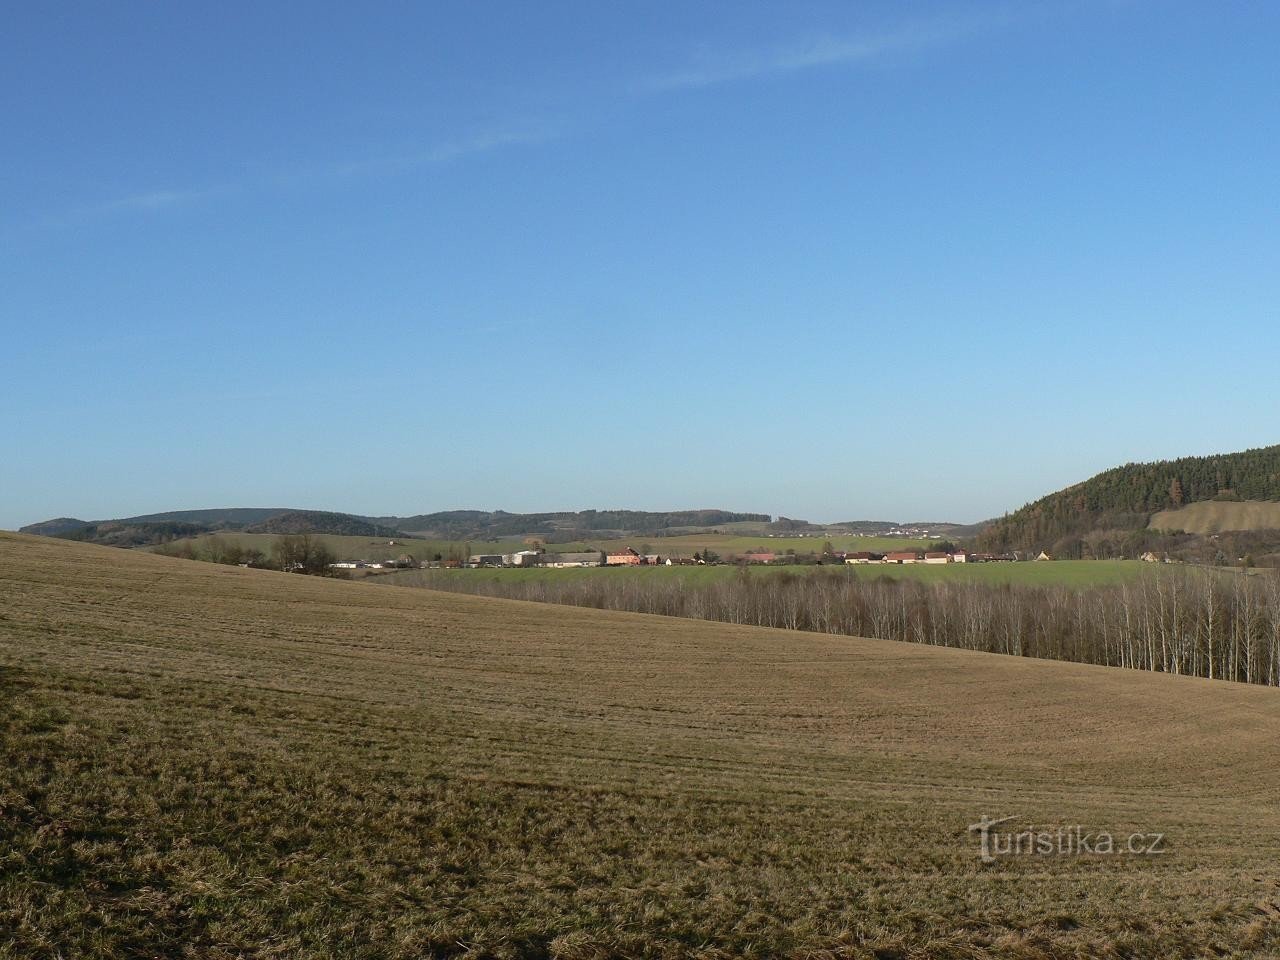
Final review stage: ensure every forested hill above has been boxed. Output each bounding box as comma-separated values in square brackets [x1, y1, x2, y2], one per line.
[19, 507, 774, 545]
[244, 511, 405, 538]
[388, 509, 771, 539]
[978, 444, 1280, 553]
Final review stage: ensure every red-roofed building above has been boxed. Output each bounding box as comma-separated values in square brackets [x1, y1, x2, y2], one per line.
[844, 551, 884, 564]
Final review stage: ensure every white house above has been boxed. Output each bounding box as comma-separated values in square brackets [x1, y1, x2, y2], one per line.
[504, 550, 543, 567]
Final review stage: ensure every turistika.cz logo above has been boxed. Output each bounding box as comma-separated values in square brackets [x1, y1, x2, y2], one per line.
[968, 815, 1167, 864]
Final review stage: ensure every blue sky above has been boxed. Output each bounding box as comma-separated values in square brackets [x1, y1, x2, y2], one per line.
[3, 1, 1278, 529]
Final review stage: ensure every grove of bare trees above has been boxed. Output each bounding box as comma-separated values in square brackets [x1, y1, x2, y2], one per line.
[403, 567, 1280, 685]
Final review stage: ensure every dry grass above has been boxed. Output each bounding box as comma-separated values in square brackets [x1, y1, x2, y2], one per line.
[1150, 500, 1280, 534]
[3, 531, 1280, 958]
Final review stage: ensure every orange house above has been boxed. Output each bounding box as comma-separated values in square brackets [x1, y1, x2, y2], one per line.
[606, 547, 643, 566]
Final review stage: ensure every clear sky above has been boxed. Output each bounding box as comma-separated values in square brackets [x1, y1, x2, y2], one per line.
[3, 1, 1278, 530]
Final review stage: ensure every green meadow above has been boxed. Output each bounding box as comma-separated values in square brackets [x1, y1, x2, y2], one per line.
[154, 531, 937, 563]
[383, 558, 1151, 589]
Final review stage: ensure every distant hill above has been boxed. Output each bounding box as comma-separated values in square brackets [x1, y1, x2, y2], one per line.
[20, 506, 775, 546]
[391, 509, 772, 540]
[830, 520, 977, 536]
[830, 520, 901, 533]
[56, 520, 217, 549]
[19, 507, 382, 545]
[19, 508, 296, 539]
[245, 510, 406, 538]
[942, 519, 995, 539]
[121, 507, 294, 527]
[978, 443, 1280, 555]
[20, 517, 93, 537]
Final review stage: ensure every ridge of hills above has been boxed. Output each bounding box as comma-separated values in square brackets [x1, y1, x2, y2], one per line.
[22, 441, 1280, 559]
[20, 507, 957, 547]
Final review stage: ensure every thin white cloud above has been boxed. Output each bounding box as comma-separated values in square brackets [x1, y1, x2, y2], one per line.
[640, 11, 1014, 93]
[69, 121, 553, 224]
[102, 188, 210, 212]
[333, 122, 557, 178]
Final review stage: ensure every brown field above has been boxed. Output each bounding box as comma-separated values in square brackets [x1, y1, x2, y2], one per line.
[1150, 500, 1280, 534]
[3, 531, 1280, 958]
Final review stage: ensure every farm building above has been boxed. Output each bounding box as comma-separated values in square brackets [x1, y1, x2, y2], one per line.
[468, 554, 505, 568]
[743, 551, 777, 564]
[606, 548, 644, 566]
[502, 550, 543, 567]
[951, 551, 970, 563]
[844, 552, 884, 564]
[923, 552, 951, 564]
[543, 551, 605, 569]
[885, 551, 922, 564]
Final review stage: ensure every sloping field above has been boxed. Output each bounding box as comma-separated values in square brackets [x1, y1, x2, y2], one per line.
[3, 532, 1280, 959]
[1150, 500, 1280, 534]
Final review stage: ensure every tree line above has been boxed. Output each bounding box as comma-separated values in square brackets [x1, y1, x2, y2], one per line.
[155, 534, 338, 575]
[399, 567, 1280, 686]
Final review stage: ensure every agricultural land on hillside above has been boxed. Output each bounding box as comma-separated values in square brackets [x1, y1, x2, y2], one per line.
[3, 532, 1280, 957]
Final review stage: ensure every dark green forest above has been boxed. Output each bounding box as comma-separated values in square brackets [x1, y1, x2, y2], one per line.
[245, 510, 406, 538]
[978, 444, 1280, 555]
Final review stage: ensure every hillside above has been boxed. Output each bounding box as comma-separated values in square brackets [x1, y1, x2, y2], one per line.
[19, 507, 776, 545]
[4, 532, 1280, 958]
[53, 519, 218, 548]
[390, 508, 772, 539]
[15, 510, 387, 548]
[1150, 500, 1280, 535]
[979, 443, 1280, 554]
[16, 516, 92, 537]
[244, 509, 406, 538]
[119, 507, 294, 526]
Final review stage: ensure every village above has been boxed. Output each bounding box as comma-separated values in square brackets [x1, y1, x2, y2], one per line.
[331, 545, 1031, 571]
[459, 546, 1034, 568]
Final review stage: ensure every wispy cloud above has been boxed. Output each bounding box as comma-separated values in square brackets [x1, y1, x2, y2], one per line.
[60, 121, 553, 226]
[8, 185, 224, 236]
[101, 188, 213, 212]
[640, 10, 1014, 93]
[332, 121, 556, 178]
